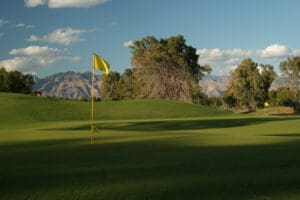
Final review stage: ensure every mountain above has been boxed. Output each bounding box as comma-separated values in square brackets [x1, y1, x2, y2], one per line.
[199, 75, 229, 97]
[33, 72, 290, 99]
[199, 75, 290, 97]
[33, 71, 101, 99]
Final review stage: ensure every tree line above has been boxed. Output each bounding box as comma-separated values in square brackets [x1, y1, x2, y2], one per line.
[0, 67, 34, 94]
[101, 35, 300, 112]
[223, 57, 300, 112]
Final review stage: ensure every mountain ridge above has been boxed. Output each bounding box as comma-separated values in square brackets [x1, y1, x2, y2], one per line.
[33, 71, 289, 99]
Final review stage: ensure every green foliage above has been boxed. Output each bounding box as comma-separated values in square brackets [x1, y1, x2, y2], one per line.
[207, 96, 223, 108]
[269, 87, 298, 107]
[0, 67, 34, 94]
[280, 57, 300, 110]
[225, 59, 276, 111]
[118, 69, 136, 99]
[100, 71, 121, 100]
[130, 35, 211, 102]
[257, 64, 277, 106]
[223, 90, 237, 110]
[280, 57, 300, 89]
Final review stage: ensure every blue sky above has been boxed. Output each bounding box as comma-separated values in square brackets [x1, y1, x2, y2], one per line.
[0, 0, 300, 77]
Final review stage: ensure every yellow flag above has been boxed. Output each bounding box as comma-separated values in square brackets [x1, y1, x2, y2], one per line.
[93, 53, 110, 75]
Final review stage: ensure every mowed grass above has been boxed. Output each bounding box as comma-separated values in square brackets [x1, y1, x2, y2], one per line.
[1, 93, 300, 199]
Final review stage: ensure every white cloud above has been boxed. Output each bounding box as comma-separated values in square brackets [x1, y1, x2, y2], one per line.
[256, 44, 293, 58]
[0, 45, 80, 72]
[197, 44, 300, 75]
[197, 48, 252, 67]
[16, 23, 35, 29]
[0, 33, 4, 38]
[28, 35, 39, 41]
[25, 0, 47, 7]
[0, 57, 34, 71]
[0, 19, 8, 26]
[123, 40, 134, 48]
[196, 48, 253, 76]
[256, 44, 300, 58]
[28, 27, 93, 45]
[24, 0, 110, 8]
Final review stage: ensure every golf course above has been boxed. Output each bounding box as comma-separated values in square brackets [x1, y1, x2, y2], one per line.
[0, 92, 300, 200]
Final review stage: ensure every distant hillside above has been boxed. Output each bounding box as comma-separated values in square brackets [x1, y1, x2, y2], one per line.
[33, 71, 101, 99]
[199, 75, 229, 97]
[34, 72, 290, 99]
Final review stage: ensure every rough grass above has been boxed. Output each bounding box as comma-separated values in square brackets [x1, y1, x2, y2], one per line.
[1, 93, 300, 200]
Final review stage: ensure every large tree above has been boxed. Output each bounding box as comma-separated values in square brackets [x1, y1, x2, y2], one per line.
[225, 58, 276, 111]
[0, 67, 34, 94]
[280, 57, 300, 111]
[130, 35, 211, 102]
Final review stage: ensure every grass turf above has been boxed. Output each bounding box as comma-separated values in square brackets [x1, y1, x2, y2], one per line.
[0, 93, 300, 199]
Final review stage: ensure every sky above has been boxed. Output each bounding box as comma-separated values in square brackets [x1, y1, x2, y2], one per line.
[1, 0, 300, 77]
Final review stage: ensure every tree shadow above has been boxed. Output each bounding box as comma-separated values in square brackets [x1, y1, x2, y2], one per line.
[264, 134, 300, 137]
[42, 116, 299, 132]
[1, 138, 300, 199]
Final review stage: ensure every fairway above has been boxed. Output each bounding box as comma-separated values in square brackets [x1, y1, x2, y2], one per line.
[1, 93, 300, 199]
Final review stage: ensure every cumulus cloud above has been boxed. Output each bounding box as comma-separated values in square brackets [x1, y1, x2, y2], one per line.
[0, 19, 8, 26]
[196, 48, 253, 75]
[123, 40, 134, 48]
[28, 27, 93, 45]
[25, 0, 110, 8]
[197, 48, 252, 67]
[256, 44, 300, 58]
[0, 46, 80, 72]
[256, 44, 293, 58]
[196, 44, 300, 75]
[16, 23, 35, 29]
[0, 33, 4, 38]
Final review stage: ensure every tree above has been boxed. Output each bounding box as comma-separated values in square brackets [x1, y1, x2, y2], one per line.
[225, 58, 276, 111]
[255, 64, 277, 107]
[280, 57, 300, 111]
[0, 67, 34, 94]
[0, 67, 9, 92]
[269, 88, 298, 107]
[100, 71, 121, 100]
[118, 69, 135, 99]
[130, 35, 211, 102]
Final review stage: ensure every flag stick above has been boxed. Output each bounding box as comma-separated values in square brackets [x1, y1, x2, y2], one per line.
[90, 65, 95, 144]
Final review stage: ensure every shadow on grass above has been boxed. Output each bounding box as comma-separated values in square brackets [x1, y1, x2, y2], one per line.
[1, 137, 300, 200]
[42, 116, 299, 132]
[264, 134, 300, 137]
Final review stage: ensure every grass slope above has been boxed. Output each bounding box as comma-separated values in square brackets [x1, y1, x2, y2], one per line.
[0, 93, 229, 124]
[1, 93, 300, 200]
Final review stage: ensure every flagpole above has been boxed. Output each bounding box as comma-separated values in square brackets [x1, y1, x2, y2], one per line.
[90, 53, 110, 144]
[90, 61, 95, 144]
